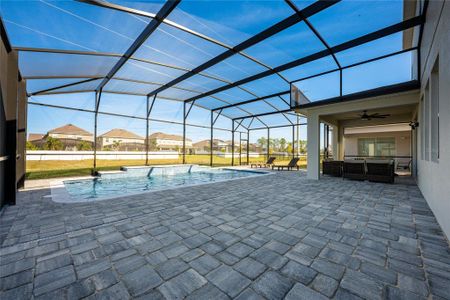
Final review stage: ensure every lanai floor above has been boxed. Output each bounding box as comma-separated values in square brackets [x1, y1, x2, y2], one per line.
[1, 171, 449, 299]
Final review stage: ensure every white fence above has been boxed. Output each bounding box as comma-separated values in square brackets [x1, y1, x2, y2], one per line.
[214, 152, 261, 158]
[26, 151, 179, 161]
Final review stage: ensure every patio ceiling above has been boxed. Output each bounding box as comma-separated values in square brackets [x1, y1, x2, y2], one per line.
[1, 0, 425, 128]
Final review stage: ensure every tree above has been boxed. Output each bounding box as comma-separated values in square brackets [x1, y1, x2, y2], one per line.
[77, 141, 92, 151]
[112, 141, 121, 151]
[26, 141, 39, 150]
[43, 137, 63, 150]
[257, 137, 267, 151]
[298, 140, 307, 154]
[148, 139, 158, 151]
[279, 138, 287, 152]
[270, 138, 279, 152]
[286, 143, 293, 154]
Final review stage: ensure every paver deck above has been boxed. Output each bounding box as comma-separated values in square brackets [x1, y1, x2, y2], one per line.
[1, 171, 449, 299]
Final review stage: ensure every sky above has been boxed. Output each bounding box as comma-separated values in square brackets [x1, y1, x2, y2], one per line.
[0, 0, 413, 142]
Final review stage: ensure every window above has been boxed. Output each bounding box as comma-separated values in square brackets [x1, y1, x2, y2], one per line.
[420, 96, 425, 160]
[430, 58, 439, 162]
[358, 137, 396, 157]
[424, 82, 430, 161]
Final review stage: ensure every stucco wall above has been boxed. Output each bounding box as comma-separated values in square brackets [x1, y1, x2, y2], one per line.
[417, 1, 450, 239]
[344, 131, 411, 157]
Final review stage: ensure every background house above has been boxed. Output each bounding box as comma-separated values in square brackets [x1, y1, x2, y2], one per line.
[98, 129, 144, 151]
[27, 133, 44, 143]
[148, 132, 192, 152]
[193, 139, 231, 154]
[28, 124, 93, 150]
[47, 124, 93, 142]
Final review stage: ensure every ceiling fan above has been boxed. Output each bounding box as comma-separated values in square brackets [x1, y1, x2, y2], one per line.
[358, 110, 390, 121]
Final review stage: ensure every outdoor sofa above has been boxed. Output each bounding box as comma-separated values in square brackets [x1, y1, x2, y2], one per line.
[366, 159, 395, 183]
[322, 159, 343, 177]
[343, 159, 366, 180]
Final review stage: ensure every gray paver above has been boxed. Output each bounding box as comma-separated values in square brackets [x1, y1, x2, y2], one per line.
[252, 271, 293, 300]
[122, 265, 163, 296]
[0, 283, 33, 300]
[340, 269, 384, 300]
[34, 265, 76, 296]
[156, 258, 189, 280]
[1, 171, 449, 300]
[227, 242, 254, 258]
[89, 269, 119, 291]
[311, 258, 345, 280]
[234, 257, 266, 280]
[186, 283, 230, 300]
[36, 252, 72, 275]
[89, 282, 131, 300]
[206, 265, 251, 297]
[235, 288, 265, 300]
[250, 247, 288, 270]
[285, 282, 328, 300]
[189, 254, 221, 275]
[281, 260, 317, 284]
[0, 269, 33, 291]
[311, 273, 339, 297]
[76, 258, 111, 279]
[158, 269, 207, 299]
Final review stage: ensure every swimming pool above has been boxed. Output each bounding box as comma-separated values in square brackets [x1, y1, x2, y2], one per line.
[53, 165, 269, 203]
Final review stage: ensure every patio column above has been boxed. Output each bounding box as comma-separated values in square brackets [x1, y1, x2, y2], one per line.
[331, 124, 339, 160]
[307, 113, 320, 180]
[338, 124, 345, 160]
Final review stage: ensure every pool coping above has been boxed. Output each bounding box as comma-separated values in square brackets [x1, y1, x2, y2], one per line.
[50, 165, 274, 204]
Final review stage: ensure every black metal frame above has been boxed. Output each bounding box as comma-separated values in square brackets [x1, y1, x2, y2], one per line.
[3, 0, 430, 172]
[185, 16, 423, 104]
[146, 0, 340, 98]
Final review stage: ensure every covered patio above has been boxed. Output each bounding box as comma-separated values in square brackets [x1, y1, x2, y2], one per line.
[2, 172, 450, 299]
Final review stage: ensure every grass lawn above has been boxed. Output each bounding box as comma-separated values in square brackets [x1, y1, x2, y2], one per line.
[26, 155, 307, 180]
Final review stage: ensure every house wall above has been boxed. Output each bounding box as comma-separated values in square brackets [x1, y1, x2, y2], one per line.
[344, 131, 411, 157]
[16, 80, 27, 188]
[1, 30, 25, 206]
[99, 137, 144, 147]
[49, 133, 94, 142]
[416, 0, 450, 238]
[154, 138, 193, 149]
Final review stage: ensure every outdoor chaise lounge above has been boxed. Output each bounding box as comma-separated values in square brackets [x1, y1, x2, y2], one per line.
[322, 159, 343, 177]
[396, 158, 412, 171]
[343, 159, 366, 180]
[251, 157, 276, 168]
[366, 159, 395, 183]
[272, 157, 300, 171]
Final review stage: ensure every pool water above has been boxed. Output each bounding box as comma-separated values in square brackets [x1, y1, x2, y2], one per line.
[63, 165, 267, 201]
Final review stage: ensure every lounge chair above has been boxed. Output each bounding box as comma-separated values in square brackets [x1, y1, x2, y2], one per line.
[343, 159, 366, 180]
[322, 159, 343, 177]
[366, 159, 395, 183]
[251, 157, 276, 168]
[396, 158, 411, 171]
[272, 157, 300, 171]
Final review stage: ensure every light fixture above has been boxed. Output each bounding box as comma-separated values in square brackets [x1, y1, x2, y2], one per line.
[409, 121, 419, 129]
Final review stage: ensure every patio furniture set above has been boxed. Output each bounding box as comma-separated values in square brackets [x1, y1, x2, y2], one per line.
[323, 159, 395, 183]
